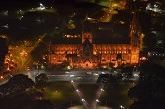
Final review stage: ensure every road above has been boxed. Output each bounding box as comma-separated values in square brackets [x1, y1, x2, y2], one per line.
[26, 69, 111, 82]
[25, 69, 109, 109]
[0, 69, 127, 109]
[0, 69, 111, 85]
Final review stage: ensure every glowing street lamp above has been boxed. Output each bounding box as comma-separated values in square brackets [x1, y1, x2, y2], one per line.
[40, 3, 43, 7]
[71, 80, 74, 83]
[101, 88, 104, 91]
[81, 98, 85, 102]
[120, 105, 125, 108]
[39, 3, 46, 10]
[96, 99, 99, 102]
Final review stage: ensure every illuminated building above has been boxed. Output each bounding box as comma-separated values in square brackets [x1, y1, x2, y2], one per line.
[48, 12, 140, 69]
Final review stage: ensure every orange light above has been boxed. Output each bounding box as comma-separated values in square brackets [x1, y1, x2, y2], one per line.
[0, 76, 4, 79]
[140, 57, 147, 60]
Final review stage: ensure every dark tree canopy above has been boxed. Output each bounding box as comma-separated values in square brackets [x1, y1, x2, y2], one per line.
[139, 61, 165, 82]
[35, 73, 48, 89]
[130, 100, 165, 109]
[128, 61, 165, 109]
[97, 74, 117, 87]
[31, 99, 54, 109]
[0, 74, 34, 97]
[0, 38, 8, 72]
[0, 88, 51, 109]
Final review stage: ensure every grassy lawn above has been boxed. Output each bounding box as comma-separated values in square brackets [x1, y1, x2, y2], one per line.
[99, 82, 134, 108]
[44, 81, 80, 106]
[43, 81, 134, 109]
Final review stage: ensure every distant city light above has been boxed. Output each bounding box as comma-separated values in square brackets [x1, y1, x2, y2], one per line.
[120, 105, 125, 108]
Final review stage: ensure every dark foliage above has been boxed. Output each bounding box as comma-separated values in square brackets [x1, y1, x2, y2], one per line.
[0, 97, 17, 109]
[0, 38, 8, 71]
[96, 74, 117, 87]
[139, 61, 165, 82]
[130, 100, 165, 109]
[128, 61, 165, 109]
[30, 41, 48, 62]
[30, 99, 54, 109]
[0, 74, 34, 97]
[35, 73, 48, 89]
[0, 90, 53, 109]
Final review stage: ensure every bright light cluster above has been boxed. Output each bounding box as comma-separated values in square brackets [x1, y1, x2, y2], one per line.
[148, 52, 165, 57]
[146, 2, 165, 13]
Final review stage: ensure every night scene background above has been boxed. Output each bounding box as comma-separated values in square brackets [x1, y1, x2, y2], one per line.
[0, 0, 165, 109]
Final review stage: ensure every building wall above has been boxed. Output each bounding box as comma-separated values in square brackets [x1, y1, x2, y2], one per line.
[50, 44, 82, 64]
[49, 43, 139, 68]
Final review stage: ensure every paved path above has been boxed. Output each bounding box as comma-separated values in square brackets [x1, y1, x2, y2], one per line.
[67, 105, 113, 109]
[71, 81, 105, 109]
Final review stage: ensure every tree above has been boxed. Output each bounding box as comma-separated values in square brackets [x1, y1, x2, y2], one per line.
[142, 33, 157, 51]
[128, 61, 165, 109]
[60, 60, 70, 70]
[95, 0, 110, 4]
[139, 61, 165, 82]
[96, 74, 117, 88]
[121, 65, 134, 80]
[30, 41, 49, 62]
[31, 99, 54, 109]
[0, 38, 8, 72]
[0, 74, 34, 97]
[35, 73, 48, 90]
[0, 97, 17, 109]
[130, 100, 165, 109]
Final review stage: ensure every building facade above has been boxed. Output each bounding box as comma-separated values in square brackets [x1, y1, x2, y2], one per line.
[49, 13, 140, 69]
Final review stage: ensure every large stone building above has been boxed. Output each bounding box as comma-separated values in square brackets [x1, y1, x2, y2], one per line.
[49, 13, 140, 69]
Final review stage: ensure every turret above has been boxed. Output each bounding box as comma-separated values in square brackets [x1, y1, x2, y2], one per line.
[130, 10, 140, 64]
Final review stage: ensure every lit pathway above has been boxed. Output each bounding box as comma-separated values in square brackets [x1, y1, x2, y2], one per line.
[90, 83, 104, 109]
[68, 106, 113, 109]
[71, 81, 89, 109]
[71, 81, 105, 109]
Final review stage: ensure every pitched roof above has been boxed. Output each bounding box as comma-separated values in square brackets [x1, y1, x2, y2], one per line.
[93, 37, 131, 44]
[51, 38, 82, 44]
[91, 22, 129, 38]
[65, 29, 81, 35]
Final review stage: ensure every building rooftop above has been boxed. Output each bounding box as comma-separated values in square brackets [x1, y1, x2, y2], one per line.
[51, 38, 82, 44]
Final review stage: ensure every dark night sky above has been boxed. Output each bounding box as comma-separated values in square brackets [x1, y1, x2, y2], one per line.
[0, 0, 99, 10]
[1, 0, 163, 5]
[0, 0, 89, 7]
[1, 0, 83, 4]
[0, 0, 74, 10]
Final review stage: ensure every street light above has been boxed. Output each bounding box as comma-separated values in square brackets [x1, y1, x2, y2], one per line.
[40, 3, 43, 7]
[82, 98, 85, 102]
[120, 105, 125, 108]
[101, 88, 104, 91]
[96, 99, 99, 102]
[39, 3, 45, 10]
[71, 80, 74, 83]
